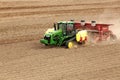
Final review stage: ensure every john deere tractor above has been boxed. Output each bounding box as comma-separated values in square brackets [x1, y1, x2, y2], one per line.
[40, 21, 76, 48]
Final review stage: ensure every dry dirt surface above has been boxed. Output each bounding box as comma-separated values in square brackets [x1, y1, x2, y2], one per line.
[0, 0, 120, 80]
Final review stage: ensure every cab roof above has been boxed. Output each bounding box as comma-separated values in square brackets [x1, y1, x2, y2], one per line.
[57, 21, 74, 24]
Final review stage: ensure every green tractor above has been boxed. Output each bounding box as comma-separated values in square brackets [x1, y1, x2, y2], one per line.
[40, 21, 76, 48]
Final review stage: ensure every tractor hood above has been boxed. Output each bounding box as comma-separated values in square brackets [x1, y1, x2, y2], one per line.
[45, 28, 54, 34]
[40, 28, 62, 45]
[45, 28, 62, 36]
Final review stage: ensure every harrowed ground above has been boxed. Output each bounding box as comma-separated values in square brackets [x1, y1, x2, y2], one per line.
[0, 0, 120, 80]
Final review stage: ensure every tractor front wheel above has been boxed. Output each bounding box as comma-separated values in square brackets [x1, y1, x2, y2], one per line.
[66, 41, 74, 49]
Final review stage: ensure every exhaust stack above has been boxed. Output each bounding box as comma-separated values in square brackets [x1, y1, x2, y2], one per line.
[70, 19, 74, 22]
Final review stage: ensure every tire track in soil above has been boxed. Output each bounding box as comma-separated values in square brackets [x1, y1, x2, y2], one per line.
[0, 34, 41, 45]
[0, 1, 120, 11]
[57, 66, 120, 80]
[0, 7, 120, 18]
[0, 23, 50, 45]
[0, 1, 120, 80]
[0, 1, 120, 44]
[0, 42, 120, 80]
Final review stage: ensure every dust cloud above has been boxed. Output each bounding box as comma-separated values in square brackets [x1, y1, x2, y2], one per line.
[109, 19, 120, 39]
[98, 9, 120, 39]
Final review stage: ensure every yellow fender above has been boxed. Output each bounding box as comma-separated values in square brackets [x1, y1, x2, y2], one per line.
[76, 30, 88, 42]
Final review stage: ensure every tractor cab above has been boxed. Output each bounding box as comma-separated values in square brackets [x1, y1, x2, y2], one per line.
[40, 21, 76, 46]
[54, 21, 75, 36]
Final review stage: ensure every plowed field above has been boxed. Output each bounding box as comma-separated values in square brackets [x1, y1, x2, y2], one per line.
[0, 0, 120, 80]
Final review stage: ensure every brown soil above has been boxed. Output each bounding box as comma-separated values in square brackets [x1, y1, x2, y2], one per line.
[0, 0, 120, 80]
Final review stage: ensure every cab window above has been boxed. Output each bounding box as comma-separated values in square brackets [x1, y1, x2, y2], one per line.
[67, 23, 74, 31]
